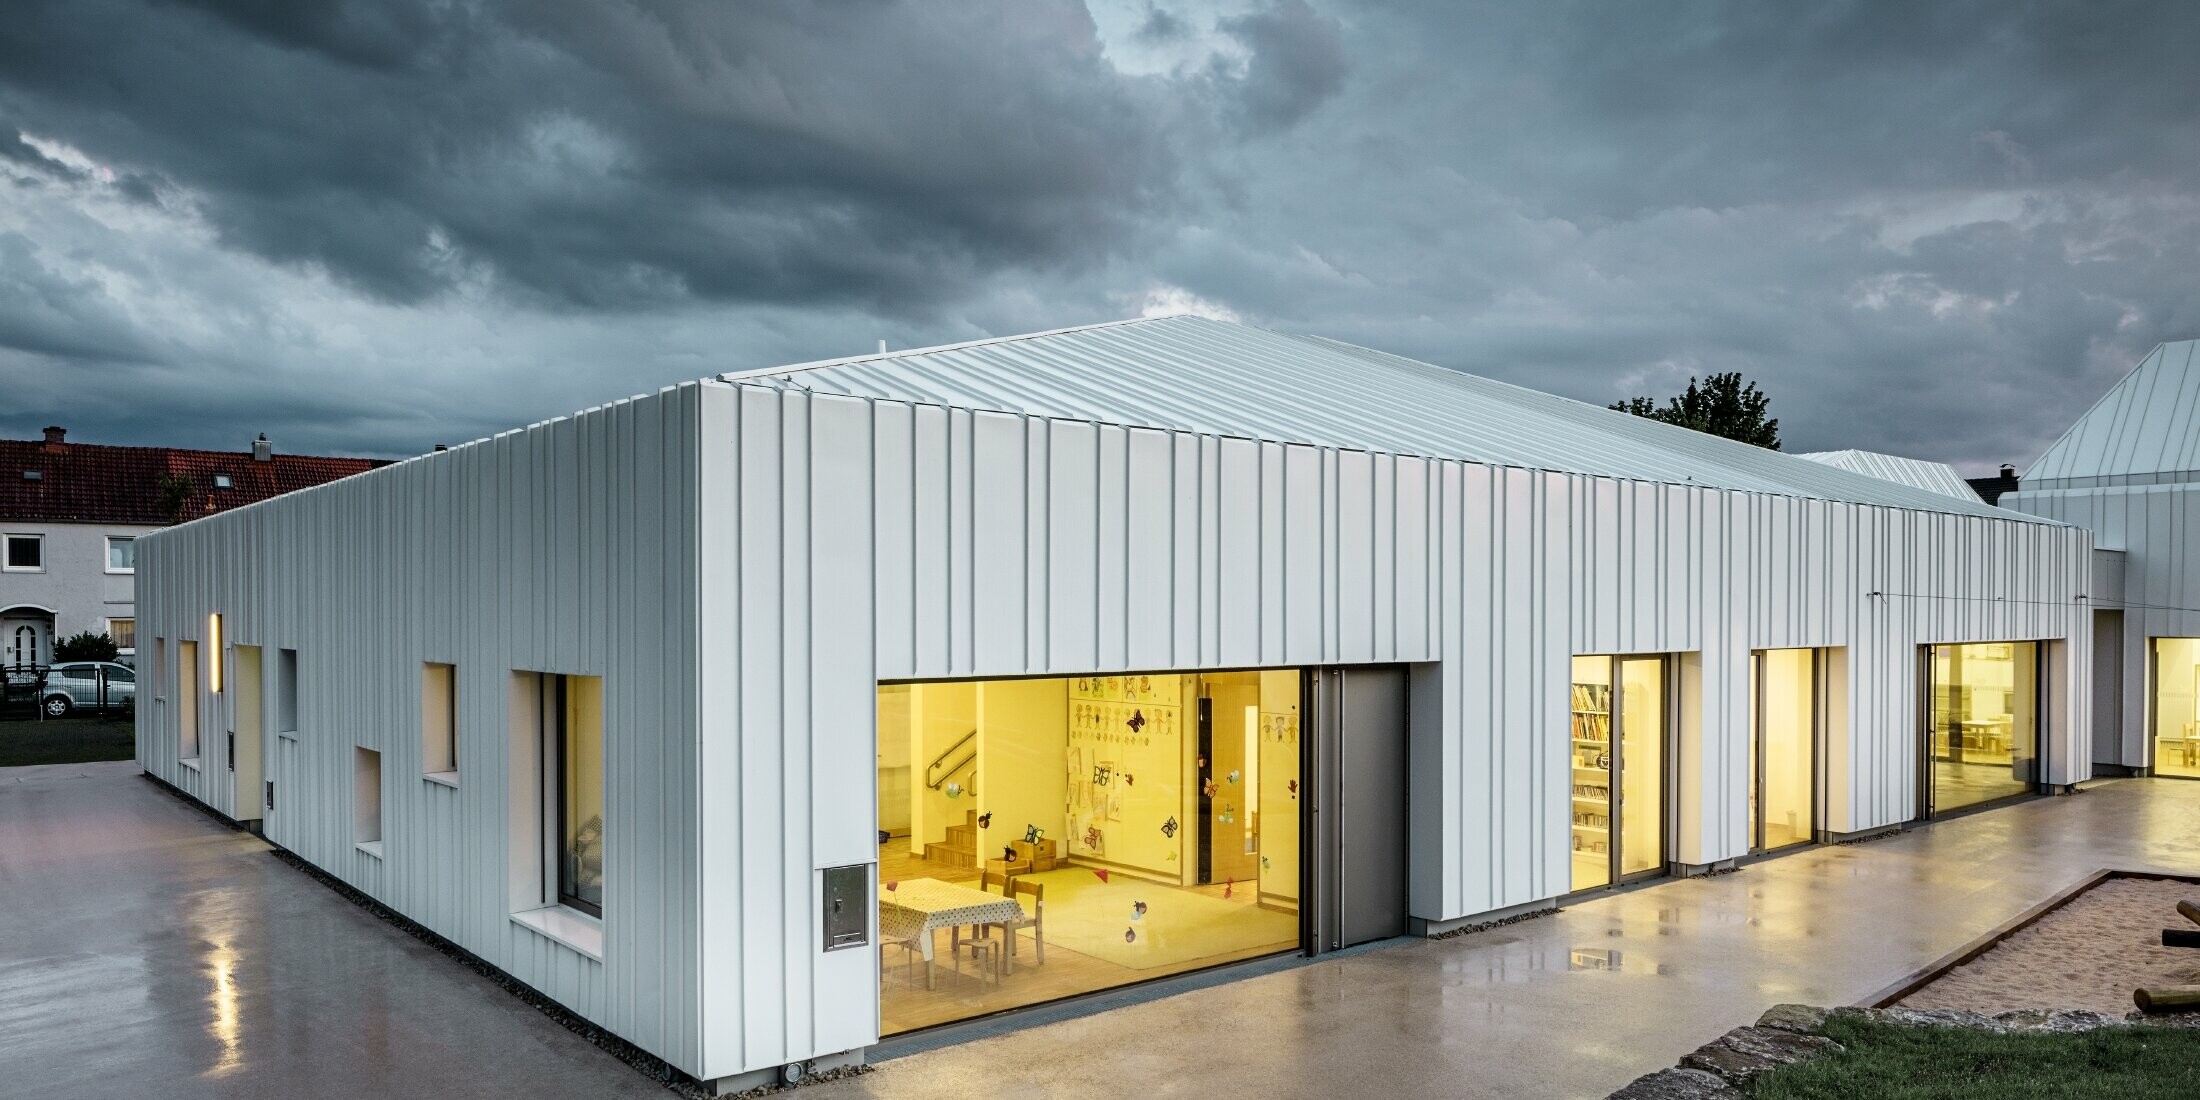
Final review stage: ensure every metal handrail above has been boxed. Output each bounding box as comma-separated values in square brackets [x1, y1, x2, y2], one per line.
[925, 729, 978, 790]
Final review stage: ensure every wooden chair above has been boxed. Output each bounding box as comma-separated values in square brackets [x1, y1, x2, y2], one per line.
[952, 867, 1018, 956]
[1000, 879, 1045, 971]
[955, 935, 1001, 986]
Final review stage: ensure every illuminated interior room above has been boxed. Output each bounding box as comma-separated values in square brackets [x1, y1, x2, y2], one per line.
[2154, 638, 2200, 778]
[1749, 649, 1817, 852]
[1924, 642, 2040, 813]
[1568, 655, 1666, 893]
[875, 670, 1304, 1034]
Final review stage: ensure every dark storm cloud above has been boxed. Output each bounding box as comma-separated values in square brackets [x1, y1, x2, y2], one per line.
[1, 0, 2196, 472]
[0, 0, 1312, 311]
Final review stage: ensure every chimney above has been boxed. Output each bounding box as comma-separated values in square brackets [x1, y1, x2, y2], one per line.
[252, 433, 273, 462]
[41, 426, 65, 454]
[2000, 464, 2017, 479]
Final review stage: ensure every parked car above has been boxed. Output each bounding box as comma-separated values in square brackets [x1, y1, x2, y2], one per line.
[42, 661, 136, 717]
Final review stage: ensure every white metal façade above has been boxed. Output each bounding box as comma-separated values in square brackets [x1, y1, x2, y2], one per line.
[139, 317, 2091, 1084]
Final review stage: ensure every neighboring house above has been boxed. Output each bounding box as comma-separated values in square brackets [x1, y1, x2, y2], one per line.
[2001, 340, 2200, 778]
[1, 426, 384, 671]
[1793, 448, 1984, 502]
[138, 317, 2088, 1093]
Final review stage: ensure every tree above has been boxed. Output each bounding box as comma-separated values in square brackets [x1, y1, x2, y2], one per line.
[54, 631, 120, 663]
[1609, 372, 1781, 450]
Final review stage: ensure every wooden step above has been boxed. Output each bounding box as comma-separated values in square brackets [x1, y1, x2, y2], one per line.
[923, 842, 977, 869]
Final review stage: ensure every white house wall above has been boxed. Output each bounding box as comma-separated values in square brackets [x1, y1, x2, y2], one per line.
[697, 382, 2090, 1079]
[135, 386, 707, 1075]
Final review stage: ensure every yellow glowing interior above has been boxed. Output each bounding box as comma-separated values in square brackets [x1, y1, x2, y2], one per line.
[207, 613, 222, 694]
[2154, 638, 2200, 778]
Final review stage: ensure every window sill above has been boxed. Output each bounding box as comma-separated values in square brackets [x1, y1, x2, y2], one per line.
[277, 731, 298, 742]
[104, 569, 135, 576]
[511, 905, 604, 961]
[356, 840, 384, 860]
[423, 771, 459, 789]
[178, 757, 201, 772]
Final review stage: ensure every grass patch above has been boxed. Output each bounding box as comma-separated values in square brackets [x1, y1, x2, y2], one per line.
[0, 715, 135, 767]
[1747, 1015, 2200, 1100]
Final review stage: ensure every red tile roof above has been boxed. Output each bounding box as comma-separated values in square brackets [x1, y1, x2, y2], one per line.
[0, 429, 389, 526]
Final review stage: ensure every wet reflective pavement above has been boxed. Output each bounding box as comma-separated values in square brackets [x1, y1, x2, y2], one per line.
[0, 762, 663, 1099]
[818, 778, 2200, 1100]
[5, 765, 2198, 1099]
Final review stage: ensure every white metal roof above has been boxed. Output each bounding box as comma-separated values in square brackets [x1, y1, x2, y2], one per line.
[727, 315, 2039, 520]
[2023, 340, 2200, 486]
[1793, 449, 1982, 502]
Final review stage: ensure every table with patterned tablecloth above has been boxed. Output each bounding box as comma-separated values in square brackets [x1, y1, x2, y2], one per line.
[879, 877, 1025, 989]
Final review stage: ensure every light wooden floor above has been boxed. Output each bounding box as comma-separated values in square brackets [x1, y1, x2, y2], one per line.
[877, 842, 1298, 1035]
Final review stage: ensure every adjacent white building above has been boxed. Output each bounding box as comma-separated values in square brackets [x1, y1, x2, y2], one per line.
[1795, 449, 1984, 502]
[137, 316, 2093, 1091]
[2002, 340, 2200, 778]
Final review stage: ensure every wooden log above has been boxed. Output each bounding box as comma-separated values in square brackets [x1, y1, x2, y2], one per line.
[2178, 900, 2200, 928]
[2134, 985, 2200, 1014]
[2163, 927, 2200, 949]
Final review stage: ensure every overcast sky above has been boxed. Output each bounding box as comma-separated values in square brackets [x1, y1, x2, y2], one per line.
[3, 1, 2196, 472]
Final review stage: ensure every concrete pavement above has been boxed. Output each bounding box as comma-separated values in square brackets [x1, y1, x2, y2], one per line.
[0, 761, 664, 1099]
[4, 762, 2198, 1098]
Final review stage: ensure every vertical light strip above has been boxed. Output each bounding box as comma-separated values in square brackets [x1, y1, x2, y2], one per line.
[208, 613, 223, 693]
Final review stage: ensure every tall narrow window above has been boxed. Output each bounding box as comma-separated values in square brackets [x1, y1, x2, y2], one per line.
[276, 649, 298, 733]
[423, 663, 457, 781]
[354, 747, 384, 856]
[546, 674, 605, 917]
[178, 640, 201, 760]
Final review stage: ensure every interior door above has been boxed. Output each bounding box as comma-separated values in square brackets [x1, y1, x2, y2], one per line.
[1313, 665, 1409, 950]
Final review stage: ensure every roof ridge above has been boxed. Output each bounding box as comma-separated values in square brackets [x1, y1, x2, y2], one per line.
[714, 315, 1180, 383]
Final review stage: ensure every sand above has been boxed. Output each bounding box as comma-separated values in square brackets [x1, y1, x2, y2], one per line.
[1899, 876, 2200, 1016]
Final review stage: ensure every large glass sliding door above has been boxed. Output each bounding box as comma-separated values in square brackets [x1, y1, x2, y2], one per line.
[2155, 639, 2200, 779]
[1924, 642, 2041, 814]
[1750, 649, 1817, 853]
[1569, 655, 1668, 892]
[874, 670, 1306, 1035]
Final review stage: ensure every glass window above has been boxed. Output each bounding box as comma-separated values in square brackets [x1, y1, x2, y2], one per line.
[1751, 649, 1816, 852]
[2154, 639, 2200, 779]
[1570, 656, 1667, 890]
[1926, 642, 2040, 813]
[108, 618, 137, 651]
[1616, 658, 1666, 878]
[1569, 656, 1614, 891]
[422, 663, 457, 776]
[179, 641, 200, 759]
[106, 537, 135, 573]
[108, 666, 135, 684]
[875, 671, 1303, 1035]
[354, 748, 383, 846]
[3, 534, 42, 571]
[551, 675, 604, 917]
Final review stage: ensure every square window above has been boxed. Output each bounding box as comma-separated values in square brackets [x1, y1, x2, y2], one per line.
[213, 474, 232, 489]
[108, 618, 137, 651]
[3, 534, 42, 571]
[106, 537, 135, 573]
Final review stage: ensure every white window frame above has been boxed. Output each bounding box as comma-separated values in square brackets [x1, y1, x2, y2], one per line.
[105, 536, 136, 574]
[107, 617, 137, 654]
[2, 533, 44, 573]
